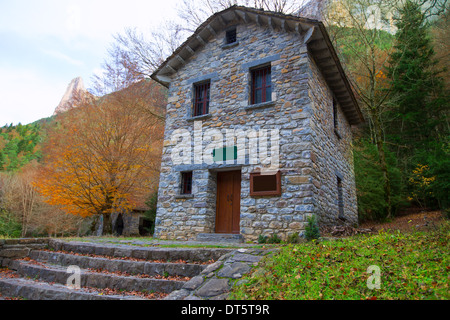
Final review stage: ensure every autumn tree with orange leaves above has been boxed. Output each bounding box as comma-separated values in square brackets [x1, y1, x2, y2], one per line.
[35, 80, 166, 235]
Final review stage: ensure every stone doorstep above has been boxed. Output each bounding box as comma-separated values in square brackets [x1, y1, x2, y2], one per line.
[10, 260, 186, 294]
[0, 277, 144, 300]
[196, 233, 245, 243]
[29, 250, 206, 278]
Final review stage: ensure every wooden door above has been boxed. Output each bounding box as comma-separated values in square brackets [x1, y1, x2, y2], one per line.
[215, 170, 241, 234]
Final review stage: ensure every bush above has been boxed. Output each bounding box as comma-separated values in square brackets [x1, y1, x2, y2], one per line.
[287, 232, 302, 244]
[304, 215, 320, 241]
[258, 234, 268, 244]
[267, 233, 282, 244]
[0, 209, 21, 238]
[258, 233, 282, 244]
[354, 138, 404, 221]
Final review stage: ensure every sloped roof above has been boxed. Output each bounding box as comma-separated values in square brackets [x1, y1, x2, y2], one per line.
[151, 5, 364, 125]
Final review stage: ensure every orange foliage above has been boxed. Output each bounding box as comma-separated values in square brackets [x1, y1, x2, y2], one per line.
[34, 80, 165, 223]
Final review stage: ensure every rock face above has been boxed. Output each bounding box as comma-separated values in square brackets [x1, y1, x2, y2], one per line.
[53, 77, 88, 115]
[297, 0, 329, 20]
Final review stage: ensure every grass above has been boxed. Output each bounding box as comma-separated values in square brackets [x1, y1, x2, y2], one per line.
[229, 221, 450, 300]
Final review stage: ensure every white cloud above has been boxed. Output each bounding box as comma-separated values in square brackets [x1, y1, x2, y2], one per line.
[41, 49, 84, 66]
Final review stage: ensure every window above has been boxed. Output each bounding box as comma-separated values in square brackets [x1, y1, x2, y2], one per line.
[251, 65, 272, 105]
[333, 99, 338, 130]
[193, 81, 210, 117]
[180, 172, 193, 195]
[337, 176, 344, 219]
[333, 99, 341, 139]
[226, 28, 237, 44]
[250, 171, 281, 196]
[213, 146, 237, 162]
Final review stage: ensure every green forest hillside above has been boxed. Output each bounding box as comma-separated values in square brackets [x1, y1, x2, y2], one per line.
[0, 123, 43, 171]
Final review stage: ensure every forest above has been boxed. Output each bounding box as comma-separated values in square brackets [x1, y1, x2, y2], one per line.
[0, 0, 448, 238]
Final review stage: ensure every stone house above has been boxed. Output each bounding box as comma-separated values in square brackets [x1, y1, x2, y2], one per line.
[150, 6, 364, 242]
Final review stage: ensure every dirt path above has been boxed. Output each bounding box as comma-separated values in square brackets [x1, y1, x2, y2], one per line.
[319, 210, 446, 238]
[360, 210, 444, 233]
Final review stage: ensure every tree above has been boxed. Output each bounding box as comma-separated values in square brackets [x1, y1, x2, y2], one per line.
[324, 0, 399, 219]
[35, 80, 165, 235]
[104, 0, 310, 83]
[0, 166, 37, 237]
[386, 0, 449, 209]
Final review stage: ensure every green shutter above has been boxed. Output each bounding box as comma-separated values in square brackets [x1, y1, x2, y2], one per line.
[213, 146, 237, 162]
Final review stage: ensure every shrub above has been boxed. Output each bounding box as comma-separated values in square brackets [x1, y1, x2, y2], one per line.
[287, 232, 302, 244]
[304, 215, 320, 241]
[266, 233, 282, 244]
[258, 233, 282, 244]
[0, 209, 21, 238]
[258, 234, 268, 244]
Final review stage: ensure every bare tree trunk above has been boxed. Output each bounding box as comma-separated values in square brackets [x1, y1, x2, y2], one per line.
[102, 213, 112, 235]
[373, 112, 392, 220]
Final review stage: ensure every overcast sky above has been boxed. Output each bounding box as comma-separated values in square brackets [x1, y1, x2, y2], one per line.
[0, 0, 179, 126]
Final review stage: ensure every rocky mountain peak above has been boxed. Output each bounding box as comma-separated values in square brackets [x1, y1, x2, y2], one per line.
[53, 77, 88, 115]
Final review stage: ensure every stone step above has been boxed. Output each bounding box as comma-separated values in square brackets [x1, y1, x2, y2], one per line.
[196, 233, 244, 243]
[0, 276, 146, 300]
[48, 239, 232, 262]
[7, 259, 186, 294]
[28, 250, 205, 278]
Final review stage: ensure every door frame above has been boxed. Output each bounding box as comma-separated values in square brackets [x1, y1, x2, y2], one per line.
[215, 169, 241, 234]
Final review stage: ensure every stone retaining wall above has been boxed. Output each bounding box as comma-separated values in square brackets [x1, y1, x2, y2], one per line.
[164, 248, 274, 300]
[0, 238, 49, 267]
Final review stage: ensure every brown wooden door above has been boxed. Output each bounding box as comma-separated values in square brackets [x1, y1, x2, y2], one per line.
[215, 170, 241, 234]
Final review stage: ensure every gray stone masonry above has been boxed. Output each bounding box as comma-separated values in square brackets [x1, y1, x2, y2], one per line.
[154, 15, 358, 242]
[164, 248, 274, 300]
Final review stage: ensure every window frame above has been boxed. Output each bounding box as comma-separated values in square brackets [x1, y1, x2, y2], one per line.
[226, 28, 237, 45]
[249, 170, 281, 197]
[180, 171, 193, 195]
[333, 98, 342, 139]
[193, 81, 211, 117]
[337, 176, 344, 219]
[250, 65, 272, 105]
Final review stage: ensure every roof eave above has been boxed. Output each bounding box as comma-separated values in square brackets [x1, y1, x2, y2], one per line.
[151, 5, 364, 125]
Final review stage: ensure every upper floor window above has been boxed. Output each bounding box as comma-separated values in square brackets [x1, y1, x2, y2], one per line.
[193, 81, 210, 117]
[333, 98, 338, 130]
[333, 98, 341, 139]
[251, 65, 272, 105]
[226, 28, 237, 44]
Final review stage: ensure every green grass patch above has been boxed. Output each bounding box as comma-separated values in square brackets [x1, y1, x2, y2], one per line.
[229, 222, 449, 300]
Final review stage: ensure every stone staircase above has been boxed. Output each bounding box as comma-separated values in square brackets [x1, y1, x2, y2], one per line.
[0, 239, 233, 300]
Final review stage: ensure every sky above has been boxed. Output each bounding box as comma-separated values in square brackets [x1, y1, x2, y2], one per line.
[0, 0, 179, 126]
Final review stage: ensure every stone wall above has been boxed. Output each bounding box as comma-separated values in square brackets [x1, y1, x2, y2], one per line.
[154, 19, 357, 242]
[0, 238, 49, 267]
[307, 55, 358, 226]
[111, 212, 142, 236]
